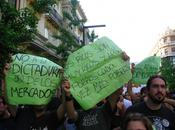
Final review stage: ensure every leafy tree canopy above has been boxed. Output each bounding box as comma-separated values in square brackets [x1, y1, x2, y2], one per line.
[50, 27, 82, 66]
[31, 0, 56, 13]
[0, 0, 38, 78]
[160, 57, 175, 90]
[87, 30, 98, 43]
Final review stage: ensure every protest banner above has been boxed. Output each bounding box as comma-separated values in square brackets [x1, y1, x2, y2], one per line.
[6, 53, 63, 105]
[64, 37, 132, 110]
[132, 56, 161, 84]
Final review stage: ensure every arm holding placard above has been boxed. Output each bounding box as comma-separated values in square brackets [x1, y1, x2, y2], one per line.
[55, 68, 67, 121]
[63, 52, 130, 116]
[56, 100, 66, 121]
[1, 63, 10, 97]
[62, 79, 78, 121]
[121, 51, 130, 62]
[1, 62, 18, 118]
[127, 81, 138, 102]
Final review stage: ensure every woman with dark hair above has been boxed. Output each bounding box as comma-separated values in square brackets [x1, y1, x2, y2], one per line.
[123, 113, 153, 130]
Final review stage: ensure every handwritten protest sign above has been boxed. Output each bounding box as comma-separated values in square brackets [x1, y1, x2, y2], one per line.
[64, 37, 132, 110]
[6, 54, 62, 105]
[132, 56, 161, 84]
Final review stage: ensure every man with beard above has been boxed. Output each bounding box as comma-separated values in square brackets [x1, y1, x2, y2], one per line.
[125, 75, 175, 130]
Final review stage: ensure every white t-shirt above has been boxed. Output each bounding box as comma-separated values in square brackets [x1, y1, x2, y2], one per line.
[123, 98, 132, 109]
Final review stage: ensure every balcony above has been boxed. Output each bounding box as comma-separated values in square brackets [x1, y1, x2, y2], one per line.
[160, 41, 175, 48]
[45, 7, 63, 27]
[30, 33, 61, 59]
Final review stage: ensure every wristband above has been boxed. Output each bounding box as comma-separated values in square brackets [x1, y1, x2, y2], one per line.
[65, 95, 73, 101]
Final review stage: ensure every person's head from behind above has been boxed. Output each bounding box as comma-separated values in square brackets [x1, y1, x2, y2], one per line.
[117, 86, 124, 95]
[140, 86, 147, 96]
[140, 86, 148, 101]
[146, 75, 167, 104]
[32, 105, 47, 113]
[123, 113, 153, 130]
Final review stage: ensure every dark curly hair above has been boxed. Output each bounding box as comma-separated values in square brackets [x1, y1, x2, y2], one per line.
[146, 75, 167, 90]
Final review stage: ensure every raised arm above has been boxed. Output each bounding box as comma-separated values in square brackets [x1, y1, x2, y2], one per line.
[126, 81, 140, 103]
[2, 63, 10, 97]
[1, 63, 18, 117]
[62, 79, 78, 121]
[56, 99, 66, 121]
[108, 87, 123, 111]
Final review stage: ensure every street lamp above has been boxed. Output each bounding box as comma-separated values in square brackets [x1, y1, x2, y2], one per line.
[83, 24, 106, 44]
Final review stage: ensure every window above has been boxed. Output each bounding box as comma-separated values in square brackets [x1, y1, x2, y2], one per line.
[170, 36, 175, 41]
[171, 47, 175, 52]
[164, 48, 168, 55]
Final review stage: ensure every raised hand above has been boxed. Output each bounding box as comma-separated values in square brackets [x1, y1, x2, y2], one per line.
[61, 79, 71, 96]
[121, 51, 130, 61]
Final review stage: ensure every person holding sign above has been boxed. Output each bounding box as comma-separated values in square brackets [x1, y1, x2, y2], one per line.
[15, 92, 65, 130]
[63, 79, 124, 130]
[64, 37, 132, 110]
[15, 69, 65, 130]
[0, 62, 16, 130]
[0, 60, 65, 130]
[62, 52, 130, 130]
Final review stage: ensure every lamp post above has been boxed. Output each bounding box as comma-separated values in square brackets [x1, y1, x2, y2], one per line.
[83, 24, 106, 44]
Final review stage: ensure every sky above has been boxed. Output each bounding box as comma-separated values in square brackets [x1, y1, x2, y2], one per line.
[79, 0, 175, 63]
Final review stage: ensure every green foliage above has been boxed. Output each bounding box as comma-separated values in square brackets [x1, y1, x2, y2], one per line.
[71, 0, 78, 16]
[63, 11, 86, 27]
[52, 27, 82, 66]
[31, 0, 56, 13]
[63, 0, 86, 27]
[160, 57, 175, 90]
[87, 30, 98, 43]
[71, 0, 78, 8]
[52, 0, 86, 66]
[0, 0, 38, 78]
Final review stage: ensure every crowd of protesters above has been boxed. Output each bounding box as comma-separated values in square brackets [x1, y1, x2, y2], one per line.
[0, 53, 175, 130]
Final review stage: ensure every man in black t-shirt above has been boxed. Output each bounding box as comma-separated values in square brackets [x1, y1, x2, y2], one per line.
[62, 51, 130, 130]
[15, 88, 65, 130]
[62, 80, 123, 130]
[1, 58, 65, 130]
[15, 105, 64, 130]
[74, 101, 112, 130]
[125, 75, 175, 130]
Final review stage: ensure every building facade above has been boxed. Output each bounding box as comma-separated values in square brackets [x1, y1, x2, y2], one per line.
[150, 27, 175, 64]
[7, 0, 87, 64]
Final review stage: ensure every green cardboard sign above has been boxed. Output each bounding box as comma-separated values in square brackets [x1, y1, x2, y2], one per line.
[132, 56, 161, 84]
[6, 54, 62, 105]
[64, 37, 132, 110]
